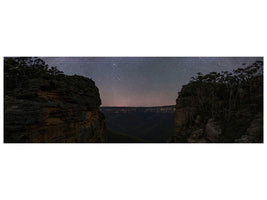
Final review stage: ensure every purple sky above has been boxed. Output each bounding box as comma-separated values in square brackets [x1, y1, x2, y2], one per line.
[42, 57, 263, 107]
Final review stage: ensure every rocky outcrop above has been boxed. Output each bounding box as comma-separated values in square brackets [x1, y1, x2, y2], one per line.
[172, 96, 196, 142]
[4, 75, 106, 143]
[187, 129, 207, 143]
[173, 92, 263, 143]
[247, 112, 263, 141]
[174, 97, 263, 143]
[173, 62, 263, 143]
[235, 112, 263, 143]
[205, 119, 222, 142]
[174, 98, 195, 133]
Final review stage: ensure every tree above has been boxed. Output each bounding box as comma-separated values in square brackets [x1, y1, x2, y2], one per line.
[4, 57, 63, 92]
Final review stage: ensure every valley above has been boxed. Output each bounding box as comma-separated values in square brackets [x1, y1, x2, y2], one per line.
[101, 106, 175, 143]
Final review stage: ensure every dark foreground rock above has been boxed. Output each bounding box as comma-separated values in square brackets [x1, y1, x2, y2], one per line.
[172, 61, 263, 143]
[4, 58, 106, 143]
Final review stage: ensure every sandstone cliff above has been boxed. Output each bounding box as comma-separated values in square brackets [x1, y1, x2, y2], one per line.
[172, 61, 263, 143]
[4, 58, 106, 143]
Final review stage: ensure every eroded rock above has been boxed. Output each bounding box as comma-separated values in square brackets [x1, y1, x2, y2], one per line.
[187, 129, 207, 143]
[4, 75, 106, 143]
[205, 119, 222, 142]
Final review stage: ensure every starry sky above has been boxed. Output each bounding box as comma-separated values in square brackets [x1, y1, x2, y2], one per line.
[41, 57, 263, 107]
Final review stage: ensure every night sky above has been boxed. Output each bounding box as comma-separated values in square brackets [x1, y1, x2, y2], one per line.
[42, 57, 263, 107]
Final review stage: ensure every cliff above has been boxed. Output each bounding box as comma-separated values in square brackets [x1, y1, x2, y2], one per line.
[4, 58, 106, 143]
[172, 61, 263, 143]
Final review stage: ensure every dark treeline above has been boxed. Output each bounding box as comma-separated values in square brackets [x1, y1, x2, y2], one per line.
[4, 57, 63, 92]
[4, 57, 100, 106]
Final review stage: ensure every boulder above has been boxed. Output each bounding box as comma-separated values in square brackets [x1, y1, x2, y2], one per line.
[235, 112, 263, 143]
[234, 135, 253, 143]
[247, 112, 263, 140]
[187, 129, 207, 143]
[205, 119, 222, 142]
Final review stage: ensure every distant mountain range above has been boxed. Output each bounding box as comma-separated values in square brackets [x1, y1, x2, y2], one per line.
[100, 105, 175, 113]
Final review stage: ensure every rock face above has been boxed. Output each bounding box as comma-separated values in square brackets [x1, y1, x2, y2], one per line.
[187, 129, 207, 143]
[173, 61, 263, 143]
[173, 93, 263, 143]
[4, 75, 106, 143]
[205, 119, 222, 142]
[235, 112, 263, 143]
[173, 96, 197, 142]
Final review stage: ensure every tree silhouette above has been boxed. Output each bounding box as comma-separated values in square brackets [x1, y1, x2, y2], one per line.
[179, 61, 263, 120]
[4, 57, 63, 92]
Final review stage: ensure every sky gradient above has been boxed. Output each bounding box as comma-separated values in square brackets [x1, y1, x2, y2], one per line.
[42, 57, 263, 107]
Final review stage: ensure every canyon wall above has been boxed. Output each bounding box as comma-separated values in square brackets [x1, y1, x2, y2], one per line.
[4, 62, 106, 143]
[172, 62, 263, 143]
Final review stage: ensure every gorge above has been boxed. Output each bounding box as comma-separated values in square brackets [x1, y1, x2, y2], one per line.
[4, 57, 263, 143]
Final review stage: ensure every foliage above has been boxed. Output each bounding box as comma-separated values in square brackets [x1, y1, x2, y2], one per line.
[178, 61, 263, 142]
[4, 57, 101, 107]
[4, 57, 64, 92]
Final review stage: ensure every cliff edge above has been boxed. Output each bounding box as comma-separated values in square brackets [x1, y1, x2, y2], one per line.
[4, 57, 106, 143]
[172, 61, 263, 143]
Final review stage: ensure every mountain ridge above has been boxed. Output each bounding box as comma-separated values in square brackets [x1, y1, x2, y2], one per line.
[100, 105, 175, 114]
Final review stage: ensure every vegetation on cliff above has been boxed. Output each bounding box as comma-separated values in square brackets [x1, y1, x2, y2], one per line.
[4, 57, 106, 143]
[4, 57, 101, 107]
[174, 61, 263, 143]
